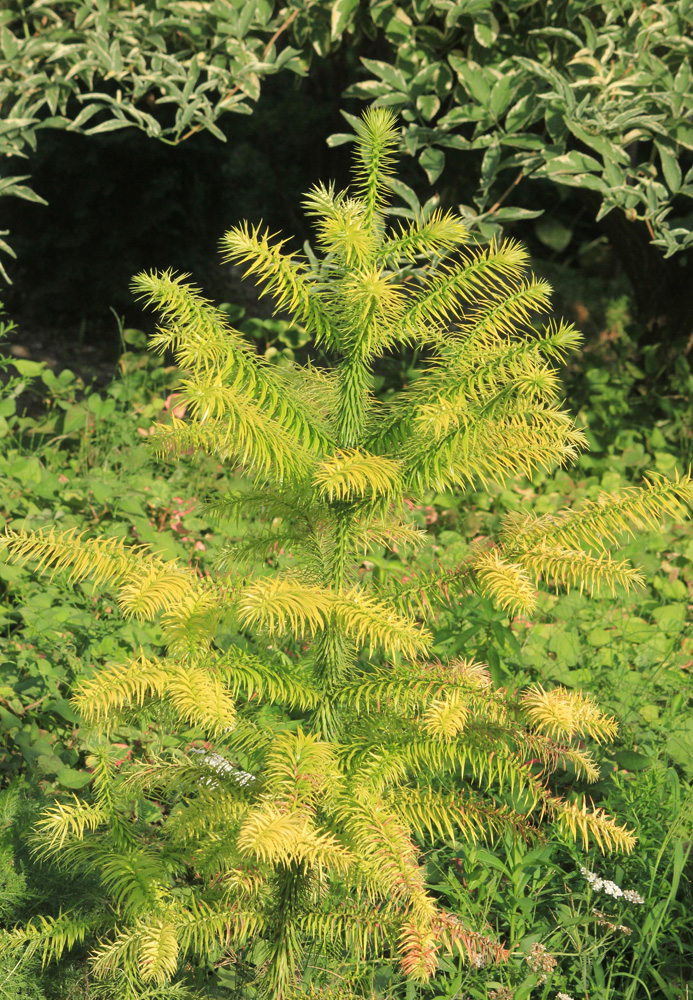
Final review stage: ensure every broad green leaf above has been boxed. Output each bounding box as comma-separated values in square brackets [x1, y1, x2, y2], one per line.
[85, 119, 132, 135]
[237, 0, 257, 38]
[545, 105, 568, 143]
[417, 94, 441, 120]
[11, 359, 46, 378]
[489, 76, 515, 120]
[674, 58, 691, 95]
[473, 11, 499, 47]
[656, 142, 683, 192]
[577, 14, 598, 54]
[361, 57, 408, 91]
[552, 171, 607, 192]
[63, 404, 88, 434]
[548, 630, 581, 667]
[613, 750, 652, 772]
[0, 706, 21, 734]
[603, 157, 625, 189]
[410, 63, 440, 99]
[46, 698, 81, 724]
[542, 150, 602, 175]
[639, 703, 659, 723]
[56, 767, 94, 789]
[534, 215, 573, 252]
[505, 94, 542, 132]
[344, 79, 391, 98]
[0, 182, 48, 205]
[0, 174, 31, 195]
[311, 19, 332, 58]
[654, 450, 679, 472]
[621, 618, 653, 643]
[437, 133, 473, 150]
[438, 106, 475, 127]
[382, 11, 413, 44]
[0, 25, 18, 60]
[331, 0, 359, 40]
[68, 105, 103, 130]
[448, 54, 491, 106]
[386, 177, 421, 213]
[651, 603, 686, 632]
[0, 117, 37, 136]
[565, 120, 629, 165]
[37, 753, 66, 776]
[493, 206, 543, 221]
[587, 627, 618, 648]
[480, 140, 500, 190]
[667, 726, 693, 773]
[419, 146, 445, 184]
[326, 132, 355, 147]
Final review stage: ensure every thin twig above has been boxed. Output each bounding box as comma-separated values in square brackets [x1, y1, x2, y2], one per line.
[179, 8, 300, 142]
[487, 170, 525, 216]
[0, 694, 50, 716]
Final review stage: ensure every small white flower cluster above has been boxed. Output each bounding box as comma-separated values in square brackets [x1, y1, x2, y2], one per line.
[622, 889, 646, 904]
[580, 866, 645, 904]
[556, 993, 574, 1000]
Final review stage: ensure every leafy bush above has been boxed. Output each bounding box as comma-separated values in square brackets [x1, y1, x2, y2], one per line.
[0, 0, 321, 281]
[347, 1, 691, 244]
[1, 109, 692, 999]
[338, 0, 693, 344]
[6, 1, 692, 354]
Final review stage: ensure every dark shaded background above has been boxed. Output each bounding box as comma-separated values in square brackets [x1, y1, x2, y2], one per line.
[2, 58, 359, 343]
[1, 48, 635, 375]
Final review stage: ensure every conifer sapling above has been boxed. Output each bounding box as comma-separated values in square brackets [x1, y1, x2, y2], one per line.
[2, 108, 692, 998]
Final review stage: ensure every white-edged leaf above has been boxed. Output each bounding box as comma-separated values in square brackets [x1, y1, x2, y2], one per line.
[330, 0, 359, 39]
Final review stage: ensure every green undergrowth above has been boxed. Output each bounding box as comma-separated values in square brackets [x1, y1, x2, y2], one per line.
[1, 300, 692, 999]
[408, 466, 693, 999]
[0, 308, 315, 787]
[393, 320, 693, 999]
